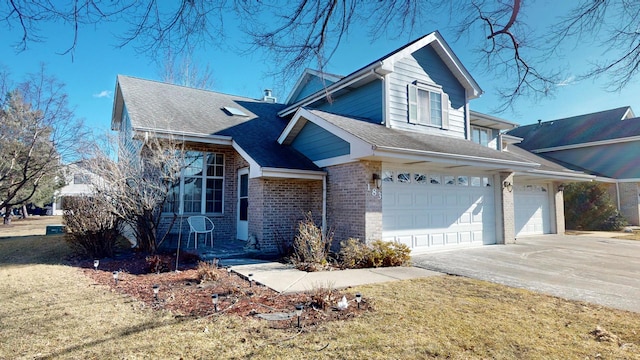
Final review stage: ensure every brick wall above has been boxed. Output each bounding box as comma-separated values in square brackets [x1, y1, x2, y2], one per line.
[251, 178, 323, 253]
[619, 182, 640, 225]
[326, 160, 382, 246]
[499, 172, 515, 244]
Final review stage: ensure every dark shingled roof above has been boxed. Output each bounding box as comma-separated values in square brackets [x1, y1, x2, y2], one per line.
[308, 110, 534, 164]
[117, 75, 320, 171]
[507, 107, 640, 150]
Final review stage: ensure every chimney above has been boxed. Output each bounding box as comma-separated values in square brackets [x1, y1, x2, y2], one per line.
[262, 89, 277, 103]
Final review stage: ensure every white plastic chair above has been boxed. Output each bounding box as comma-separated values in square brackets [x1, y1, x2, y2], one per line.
[186, 216, 215, 249]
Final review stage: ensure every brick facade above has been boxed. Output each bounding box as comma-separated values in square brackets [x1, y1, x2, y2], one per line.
[250, 178, 323, 253]
[498, 172, 515, 244]
[326, 160, 382, 246]
[619, 182, 640, 225]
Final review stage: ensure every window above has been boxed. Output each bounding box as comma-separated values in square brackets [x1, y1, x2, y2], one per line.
[471, 127, 491, 147]
[408, 83, 448, 128]
[163, 152, 224, 214]
[73, 174, 90, 184]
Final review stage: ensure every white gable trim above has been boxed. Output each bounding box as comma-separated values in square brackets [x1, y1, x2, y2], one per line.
[284, 69, 343, 105]
[532, 135, 640, 153]
[279, 108, 373, 158]
[278, 31, 482, 117]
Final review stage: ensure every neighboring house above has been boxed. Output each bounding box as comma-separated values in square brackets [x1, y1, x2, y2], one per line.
[111, 31, 592, 254]
[507, 107, 640, 225]
[51, 163, 97, 215]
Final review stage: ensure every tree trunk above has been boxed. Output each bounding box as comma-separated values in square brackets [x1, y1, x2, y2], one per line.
[3, 206, 12, 225]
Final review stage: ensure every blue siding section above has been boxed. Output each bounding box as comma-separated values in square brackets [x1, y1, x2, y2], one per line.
[291, 121, 350, 161]
[290, 76, 338, 104]
[545, 143, 640, 179]
[388, 44, 467, 138]
[313, 80, 383, 124]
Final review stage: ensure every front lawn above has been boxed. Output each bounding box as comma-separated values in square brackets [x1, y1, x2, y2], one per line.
[1, 227, 639, 358]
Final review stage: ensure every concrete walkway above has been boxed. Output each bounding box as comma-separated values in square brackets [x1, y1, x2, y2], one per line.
[229, 262, 440, 293]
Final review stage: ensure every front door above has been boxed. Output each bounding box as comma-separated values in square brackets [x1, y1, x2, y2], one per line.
[237, 169, 249, 241]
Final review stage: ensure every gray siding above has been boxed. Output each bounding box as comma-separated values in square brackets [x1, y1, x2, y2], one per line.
[388, 45, 466, 138]
[290, 76, 338, 104]
[291, 121, 350, 161]
[545, 142, 640, 179]
[312, 80, 383, 124]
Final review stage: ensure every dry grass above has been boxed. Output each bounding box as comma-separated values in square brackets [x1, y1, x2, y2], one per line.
[614, 230, 640, 241]
[0, 215, 63, 237]
[1, 218, 640, 359]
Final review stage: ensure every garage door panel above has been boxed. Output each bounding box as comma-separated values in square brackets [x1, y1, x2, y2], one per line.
[382, 169, 497, 251]
[515, 183, 551, 237]
[446, 233, 458, 244]
[415, 234, 429, 247]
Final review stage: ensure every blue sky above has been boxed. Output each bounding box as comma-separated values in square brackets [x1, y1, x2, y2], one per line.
[2, 2, 639, 134]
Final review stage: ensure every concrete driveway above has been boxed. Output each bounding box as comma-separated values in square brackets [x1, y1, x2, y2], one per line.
[412, 235, 640, 313]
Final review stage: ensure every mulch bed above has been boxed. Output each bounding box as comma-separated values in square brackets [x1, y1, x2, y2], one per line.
[76, 252, 370, 329]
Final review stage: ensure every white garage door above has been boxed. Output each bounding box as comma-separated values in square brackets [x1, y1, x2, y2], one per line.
[514, 183, 551, 236]
[382, 169, 496, 252]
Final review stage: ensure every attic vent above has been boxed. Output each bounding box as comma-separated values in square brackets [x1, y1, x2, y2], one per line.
[263, 89, 277, 103]
[223, 106, 249, 117]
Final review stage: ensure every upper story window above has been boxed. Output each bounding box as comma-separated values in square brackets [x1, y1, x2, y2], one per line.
[408, 83, 448, 128]
[471, 126, 491, 147]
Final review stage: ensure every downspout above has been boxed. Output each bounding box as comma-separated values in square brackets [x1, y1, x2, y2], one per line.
[372, 69, 387, 127]
[322, 175, 327, 236]
[616, 181, 621, 211]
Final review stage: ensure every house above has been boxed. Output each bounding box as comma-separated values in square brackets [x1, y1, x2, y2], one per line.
[51, 163, 98, 215]
[507, 107, 640, 225]
[111, 31, 592, 254]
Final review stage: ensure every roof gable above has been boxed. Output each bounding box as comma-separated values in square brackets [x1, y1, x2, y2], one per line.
[111, 75, 321, 173]
[279, 31, 482, 117]
[507, 107, 640, 150]
[284, 69, 343, 105]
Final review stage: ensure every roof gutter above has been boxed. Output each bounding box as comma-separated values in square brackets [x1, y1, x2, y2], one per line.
[278, 62, 384, 117]
[133, 127, 233, 145]
[515, 169, 595, 182]
[371, 145, 539, 171]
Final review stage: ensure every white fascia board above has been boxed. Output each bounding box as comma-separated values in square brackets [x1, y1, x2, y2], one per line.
[532, 135, 640, 153]
[133, 127, 233, 145]
[231, 141, 262, 178]
[260, 167, 326, 180]
[285, 108, 373, 155]
[613, 177, 640, 183]
[284, 69, 343, 105]
[371, 146, 538, 171]
[231, 140, 325, 180]
[278, 63, 382, 117]
[278, 109, 308, 145]
[314, 154, 356, 168]
[594, 176, 618, 183]
[515, 169, 595, 182]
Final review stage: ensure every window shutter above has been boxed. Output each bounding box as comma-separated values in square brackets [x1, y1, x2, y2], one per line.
[408, 85, 418, 124]
[441, 92, 449, 129]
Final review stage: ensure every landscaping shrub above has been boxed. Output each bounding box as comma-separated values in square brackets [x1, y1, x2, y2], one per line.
[196, 260, 220, 282]
[292, 212, 333, 271]
[145, 254, 172, 274]
[63, 196, 121, 259]
[564, 182, 628, 231]
[339, 238, 411, 269]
